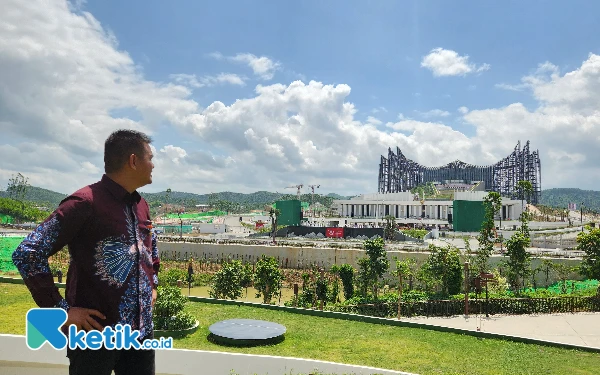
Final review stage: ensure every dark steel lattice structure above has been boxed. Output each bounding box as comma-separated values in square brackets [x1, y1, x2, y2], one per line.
[378, 141, 542, 204]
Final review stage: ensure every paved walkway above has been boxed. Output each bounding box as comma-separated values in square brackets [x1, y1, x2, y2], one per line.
[402, 312, 600, 350]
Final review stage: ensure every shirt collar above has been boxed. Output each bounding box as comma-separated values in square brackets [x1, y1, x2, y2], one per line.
[101, 174, 142, 204]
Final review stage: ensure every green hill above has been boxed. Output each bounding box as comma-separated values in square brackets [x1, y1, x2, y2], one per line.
[0, 186, 67, 209]
[9, 184, 597, 214]
[540, 188, 600, 213]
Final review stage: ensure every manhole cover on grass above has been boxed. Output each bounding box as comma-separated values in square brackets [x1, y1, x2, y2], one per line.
[208, 319, 286, 346]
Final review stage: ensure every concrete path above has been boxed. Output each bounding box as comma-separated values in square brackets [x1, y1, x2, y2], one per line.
[403, 312, 600, 349]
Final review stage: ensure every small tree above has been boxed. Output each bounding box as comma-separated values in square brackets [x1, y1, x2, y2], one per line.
[383, 215, 397, 241]
[577, 227, 600, 293]
[516, 180, 534, 209]
[504, 232, 531, 291]
[423, 244, 463, 295]
[357, 237, 389, 298]
[254, 255, 284, 303]
[7, 173, 30, 202]
[337, 264, 355, 300]
[504, 208, 532, 291]
[476, 192, 501, 274]
[210, 259, 245, 300]
[551, 263, 576, 294]
[268, 207, 281, 244]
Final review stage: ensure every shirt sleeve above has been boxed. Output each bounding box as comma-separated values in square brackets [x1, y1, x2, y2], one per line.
[151, 231, 160, 288]
[12, 195, 92, 310]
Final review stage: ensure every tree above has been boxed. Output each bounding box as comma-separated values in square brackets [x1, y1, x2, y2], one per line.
[7, 173, 30, 202]
[210, 260, 246, 300]
[504, 206, 532, 291]
[577, 227, 600, 283]
[423, 244, 463, 295]
[475, 192, 501, 274]
[516, 180, 533, 209]
[396, 258, 418, 291]
[504, 232, 531, 291]
[254, 255, 284, 304]
[337, 264, 355, 300]
[268, 207, 280, 244]
[357, 237, 389, 298]
[383, 215, 397, 241]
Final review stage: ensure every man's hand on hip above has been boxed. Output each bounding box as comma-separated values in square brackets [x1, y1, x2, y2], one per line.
[64, 307, 106, 331]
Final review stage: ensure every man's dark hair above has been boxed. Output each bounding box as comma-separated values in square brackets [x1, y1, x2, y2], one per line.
[104, 129, 153, 173]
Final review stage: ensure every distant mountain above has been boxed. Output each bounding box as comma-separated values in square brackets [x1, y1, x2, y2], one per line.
[5, 185, 596, 213]
[540, 188, 600, 212]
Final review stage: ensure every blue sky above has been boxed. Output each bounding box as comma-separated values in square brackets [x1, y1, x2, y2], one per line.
[1, 0, 600, 195]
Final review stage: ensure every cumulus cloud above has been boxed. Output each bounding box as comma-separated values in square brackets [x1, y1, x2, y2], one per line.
[458, 106, 469, 114]
[415, 109, 451, 118]
[169, 73, 245, 88]
[421, 48, 490, 77]
[209, 52, 281, 80]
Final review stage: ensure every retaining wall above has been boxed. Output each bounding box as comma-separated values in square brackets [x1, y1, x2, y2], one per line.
[158, 242, 582, 284]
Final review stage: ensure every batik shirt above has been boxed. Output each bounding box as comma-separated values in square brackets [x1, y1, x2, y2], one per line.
[12, 175, 160, 339]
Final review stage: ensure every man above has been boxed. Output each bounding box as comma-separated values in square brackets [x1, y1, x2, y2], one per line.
[13, 129, 160, 375]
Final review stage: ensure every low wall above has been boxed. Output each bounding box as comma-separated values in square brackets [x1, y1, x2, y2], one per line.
[0, 334, 409, 375]
[158, 242, 582, 285]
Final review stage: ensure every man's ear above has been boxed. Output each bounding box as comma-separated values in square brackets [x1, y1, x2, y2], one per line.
[128, 153, 137, 170]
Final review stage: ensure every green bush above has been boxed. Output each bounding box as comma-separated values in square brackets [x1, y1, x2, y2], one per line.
[161, 268, 188, 287]
[210, 260, 249, 300]
[153, 286, 196, 330]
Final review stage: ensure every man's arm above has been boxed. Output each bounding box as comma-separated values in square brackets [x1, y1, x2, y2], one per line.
[151, 230, 160, 288]
[151, 230, 160, 306]
[12, 195, 91, 311]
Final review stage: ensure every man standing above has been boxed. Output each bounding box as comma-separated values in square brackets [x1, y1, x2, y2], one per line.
[13, 129, 160, 375]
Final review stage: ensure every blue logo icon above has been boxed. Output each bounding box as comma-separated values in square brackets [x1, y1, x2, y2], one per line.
[25, 308, 173, 351]
[26, 308, 68, 350]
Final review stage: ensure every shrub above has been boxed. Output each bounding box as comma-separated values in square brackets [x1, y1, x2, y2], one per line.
[210, 260, 247, 300]
[161, 268, 188, 287]
[153, 286, 196, 330]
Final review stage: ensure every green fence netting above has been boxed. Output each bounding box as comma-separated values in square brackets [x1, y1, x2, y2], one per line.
[0, 236, 24, 273]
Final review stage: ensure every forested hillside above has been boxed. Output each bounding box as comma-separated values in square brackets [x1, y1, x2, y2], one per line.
[540, 188, 600, 212]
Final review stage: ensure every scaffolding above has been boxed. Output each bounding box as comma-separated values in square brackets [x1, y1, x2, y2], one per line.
[378, 141, 542, 204]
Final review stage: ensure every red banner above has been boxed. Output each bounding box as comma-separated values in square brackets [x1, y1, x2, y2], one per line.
[326, 227, 344, 238]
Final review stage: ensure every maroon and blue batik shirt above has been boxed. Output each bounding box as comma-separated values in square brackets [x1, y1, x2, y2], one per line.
[12, 175, 160, 339]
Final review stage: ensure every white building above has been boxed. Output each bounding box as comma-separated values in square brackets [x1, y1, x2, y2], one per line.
[332, 191, 523, 226]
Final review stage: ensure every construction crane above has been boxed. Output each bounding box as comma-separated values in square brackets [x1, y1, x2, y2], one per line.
[285, 184, 303, 199]
[308, 184, 320, 218]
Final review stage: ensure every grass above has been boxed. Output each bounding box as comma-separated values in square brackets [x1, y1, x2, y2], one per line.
[2, 283, 600, 374]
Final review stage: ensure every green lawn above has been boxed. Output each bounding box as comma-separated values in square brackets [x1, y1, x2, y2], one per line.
[2, 282, 599, 375]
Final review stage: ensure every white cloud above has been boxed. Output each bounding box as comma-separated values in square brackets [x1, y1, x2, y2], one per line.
[495, 83, 526, 92]
[1, 0, 600, 195]
[209, 52, 281, 80]
[415, 109, 450, 118]
[371, 106, 388, 114]
[169, 73, 245, 88]
[458, 106, 469, 114]
[160, 145, 187, 164]
[367, 116, 382, 125]
[421, 48, 490, 77]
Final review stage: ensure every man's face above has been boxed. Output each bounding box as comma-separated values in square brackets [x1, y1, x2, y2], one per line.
[136, 143, 154, 187]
